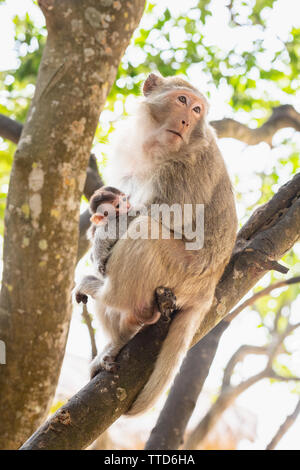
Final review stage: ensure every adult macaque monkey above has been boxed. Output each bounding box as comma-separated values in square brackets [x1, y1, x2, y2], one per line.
[85, 73, 237, 415]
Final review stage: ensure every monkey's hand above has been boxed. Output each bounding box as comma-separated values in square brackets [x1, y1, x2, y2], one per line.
[155, 286, 177, 322]
[75, 291, 88, 304]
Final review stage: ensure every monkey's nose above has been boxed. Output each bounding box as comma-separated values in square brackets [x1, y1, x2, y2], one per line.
[182, 120, 189, 127]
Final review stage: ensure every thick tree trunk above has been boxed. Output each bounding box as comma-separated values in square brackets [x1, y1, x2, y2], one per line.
[0, 0, 145, 450]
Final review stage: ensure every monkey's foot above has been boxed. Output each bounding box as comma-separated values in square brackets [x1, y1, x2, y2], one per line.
[155, 286, 177, 322]
[90, 352, 118, 378]
[75, 291, 88, 304]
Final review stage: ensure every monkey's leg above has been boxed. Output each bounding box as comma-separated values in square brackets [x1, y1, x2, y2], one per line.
[74, 275, 103, 304]
[90, 312, 140, 376]
[91, 287, 177, 377]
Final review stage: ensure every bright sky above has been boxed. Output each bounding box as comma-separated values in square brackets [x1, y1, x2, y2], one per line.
[1, 0, 300, 450]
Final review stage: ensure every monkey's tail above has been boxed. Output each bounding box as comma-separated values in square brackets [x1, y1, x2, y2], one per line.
[126, 307, 204, 416]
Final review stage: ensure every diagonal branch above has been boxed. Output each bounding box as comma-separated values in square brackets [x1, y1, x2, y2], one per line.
[266, 397, 300, 450]
[145, 321, 228, 450]
[21, 289, 178, 450]
[20, 172, 300, 450]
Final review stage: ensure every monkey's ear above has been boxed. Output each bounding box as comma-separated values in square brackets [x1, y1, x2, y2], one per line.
[143, 73, 164, 96]
[91, 214, 105, 226]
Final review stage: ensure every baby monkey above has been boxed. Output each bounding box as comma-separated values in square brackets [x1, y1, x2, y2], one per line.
[75, 186, 132, 305]
[89, 186, 131, 275]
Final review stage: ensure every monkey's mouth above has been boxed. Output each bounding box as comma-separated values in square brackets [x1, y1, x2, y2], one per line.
[167, 129, 183, 140]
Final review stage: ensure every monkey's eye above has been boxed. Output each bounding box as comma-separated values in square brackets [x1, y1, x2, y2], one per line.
[193, 106, 201, 114]
[178, 95, 187, 104]
[122, 197, 127, 202]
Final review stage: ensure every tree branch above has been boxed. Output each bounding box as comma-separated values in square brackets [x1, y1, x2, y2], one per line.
[0, 114, 22, 144]
[266, 397, 300, 450]
[221, 345, 268, 392]
[211, 105, 300, 146]
[226, 276, 300, 323]
[183, 370, 266, 450]
[81, 304, 97, 361]
[20, 288, 178, 450]
[192, 172, 300, 348]
[19, 172, 300, 450]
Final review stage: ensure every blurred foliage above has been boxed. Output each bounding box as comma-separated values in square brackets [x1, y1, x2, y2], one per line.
[50, 400, 65, 415]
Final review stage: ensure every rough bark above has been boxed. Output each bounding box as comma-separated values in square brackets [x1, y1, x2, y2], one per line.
[20, 173, 300, 450]
[0, 112, 104, 258]
[0, 0, 146, 450]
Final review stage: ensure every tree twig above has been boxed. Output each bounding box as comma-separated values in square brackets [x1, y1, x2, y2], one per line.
[211, 105, 300, 146]
[184, 334, 300, 451]
[221, 345, 268, 392]
[226, 276, 300, 323]
[81, 305, 97, 360]
[266, 397, 300, 450]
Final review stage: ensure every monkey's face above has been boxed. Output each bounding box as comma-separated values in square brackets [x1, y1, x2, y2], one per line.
[90, 193, 131, 226]
[155, 89, 206, 149]
[143, 75, 208, 154]
[114, 193, 131, 215]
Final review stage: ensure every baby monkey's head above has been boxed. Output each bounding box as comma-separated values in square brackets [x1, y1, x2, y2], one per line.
[89, 186, 131, 226]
